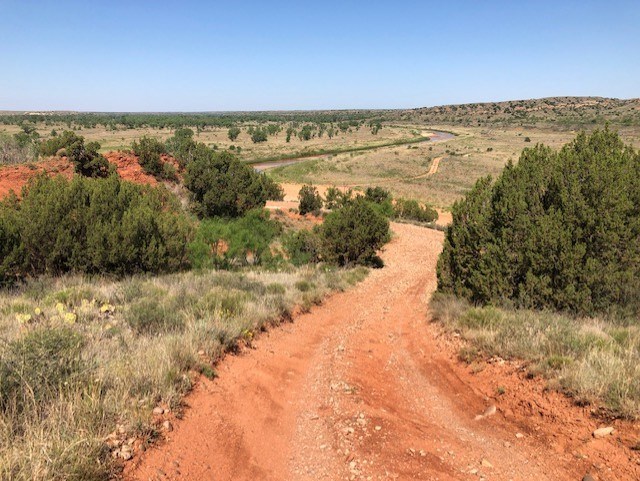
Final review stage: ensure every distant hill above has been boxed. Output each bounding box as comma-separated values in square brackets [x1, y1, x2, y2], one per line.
[401, 96, 640, 127]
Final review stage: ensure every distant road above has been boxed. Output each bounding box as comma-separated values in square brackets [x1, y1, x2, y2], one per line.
[252, 130, 455, 172]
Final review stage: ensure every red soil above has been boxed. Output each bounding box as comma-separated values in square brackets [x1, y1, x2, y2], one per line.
[125, 223, 640, 481]
[0, 152, 180, 199]
[0, 158, 74, 199]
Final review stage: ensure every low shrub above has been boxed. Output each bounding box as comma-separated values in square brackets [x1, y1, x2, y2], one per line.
[393, 198, 438, 223]
[188, 209, 282, 268]
[165, 128, 197, 167]
[39, 130, 82, 157]
[131, 136, 168, 178]
[319, 197, 390, 266]
[185, 149, 283, 218]
[227, 126, 241, 141]
[283, 229, 321, 266]
[324, 187, 353, 210]
[298, 184, 323, 215]
[67, 137, 112, 178]
[364, 186, 391, 204]
[0, 174, 194, 283]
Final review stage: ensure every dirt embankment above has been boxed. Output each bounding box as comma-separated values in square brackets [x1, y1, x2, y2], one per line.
[126, 223, 640, 481]
[0, 158, 75, 199]
[0, 152, 179, 199]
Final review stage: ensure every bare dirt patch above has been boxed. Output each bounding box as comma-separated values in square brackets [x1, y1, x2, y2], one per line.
[0, 152, 180, 200]
[0, 158, 74, 198]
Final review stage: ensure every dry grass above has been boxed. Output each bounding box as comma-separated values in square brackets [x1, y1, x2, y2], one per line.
[3, 120, 639, 210]
[0, 122, 417, 160]
[430, 293, 640, 419]
[268, 124, 640, 209]
[0, 265, 368, 480]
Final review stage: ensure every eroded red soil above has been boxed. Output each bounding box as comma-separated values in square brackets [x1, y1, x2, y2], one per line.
[0, 152, 179, 199]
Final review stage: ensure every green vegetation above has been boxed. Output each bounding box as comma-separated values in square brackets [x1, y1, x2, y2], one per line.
[38, 130, 82, 157]
[438, 128, 640, 316]
[67, 137, 111, 178]
[131, 136, 173, 179]
[184, 149, 283, 218]
[364, 186, 392, 204]
[37, 130, 112, 177]
[0, 174, 193, 283]
[0, 110, 381, 131]
[393, 198, 438, 223]
[227, 126, 241, 141]
[165, 128, 198, 167]
[283, 229, 321, 266]
[0, 132, 38, 164]
[431, 293, 640, 418]
[250, 128, 268, 143]
[188, 209, 282, 269]
[298, 184, 323, 215]
[320, 197, 390, 266]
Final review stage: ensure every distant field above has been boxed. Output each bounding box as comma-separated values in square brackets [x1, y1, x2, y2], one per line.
[269, 124, 640, 209]
[0, 121, 417, 159]
[2, 98, 640, 210]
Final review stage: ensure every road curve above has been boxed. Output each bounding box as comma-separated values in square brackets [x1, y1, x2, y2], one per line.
[126, 223, 637, 481]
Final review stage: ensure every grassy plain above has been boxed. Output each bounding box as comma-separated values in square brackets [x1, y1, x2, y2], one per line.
[0, 121, 420, 160]
[269, 124, 640, 209]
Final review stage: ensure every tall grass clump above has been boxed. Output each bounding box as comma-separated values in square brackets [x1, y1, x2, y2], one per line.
[431, 293, 640, 418]
[0, 133, 38, 165]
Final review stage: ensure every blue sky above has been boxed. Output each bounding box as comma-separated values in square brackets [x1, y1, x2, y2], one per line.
[0, 0, 638, 111]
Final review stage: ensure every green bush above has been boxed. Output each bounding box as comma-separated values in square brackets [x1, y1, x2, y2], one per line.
[251, 128, 268, 143]
[0, 174, 194, 283]
[132, 136, 168, 178]
[364, 186, 391, 204]
[67, 137, 112, 178]
[165, 128, 197, 167]
[227, 126, 241, 141]
[319, 197, 390, 266]
[283, 229, 321, 266]
[323, 187, 341, 210]
[298, 184, 323, 215]
[393, 198, 438, 223]
[188, 209, 282, 268]
[438, 128, 640, 315]
[39, 130, 82, 157]
[184, 148, 283, 218]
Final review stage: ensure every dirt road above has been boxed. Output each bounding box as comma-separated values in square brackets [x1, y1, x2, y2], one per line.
[410, 156, 444, 180]
[127, 223, 639, 481]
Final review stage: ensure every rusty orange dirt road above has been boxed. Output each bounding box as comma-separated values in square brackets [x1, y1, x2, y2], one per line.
[127, 223, 639, 481]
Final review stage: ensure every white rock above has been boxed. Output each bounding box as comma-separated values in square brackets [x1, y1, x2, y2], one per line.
[593, 426, 615, 438]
